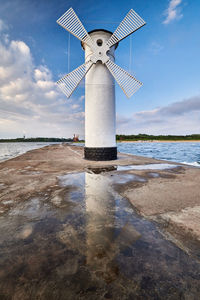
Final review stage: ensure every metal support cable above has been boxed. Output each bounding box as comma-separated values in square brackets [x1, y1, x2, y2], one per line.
[129, 35, 132, 73]
[68, 33, 70, 73]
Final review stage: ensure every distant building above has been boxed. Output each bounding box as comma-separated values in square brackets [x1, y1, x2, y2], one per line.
[73, 134, 79, 142]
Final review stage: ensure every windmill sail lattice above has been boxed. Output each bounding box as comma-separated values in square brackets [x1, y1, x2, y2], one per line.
[57, 61, 93, 98]
[105, 60, 142, 98]
[56, 7, 94, 50]
[107, 9, 146, 48]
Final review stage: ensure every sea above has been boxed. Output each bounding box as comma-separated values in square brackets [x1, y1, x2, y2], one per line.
[0, 142, 60, 162]
[0, 141, 200, 167]
[117, 142, 200, 167]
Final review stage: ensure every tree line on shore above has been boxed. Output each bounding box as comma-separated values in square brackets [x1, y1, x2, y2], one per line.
[0, 134, 200, 142]
[0, 137, 73, 143]
[116, 134, 200, 141]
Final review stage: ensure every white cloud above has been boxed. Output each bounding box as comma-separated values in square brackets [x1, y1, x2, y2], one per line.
[34, 66, 52, 81]
[0, 34, 85, 138]
[72, 104, 80, 110]
[36, 80, 55, 90]
[149, 42, 164, 55]
[79, 95, 85, 101]
[117, 96, 200, 135]
[163, 0, 183, 25]
[0, 19, 8, 32]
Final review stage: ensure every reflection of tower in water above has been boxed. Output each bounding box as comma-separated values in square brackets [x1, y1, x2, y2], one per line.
[85, 171, 118, 282]
[85, 170, 141, 283]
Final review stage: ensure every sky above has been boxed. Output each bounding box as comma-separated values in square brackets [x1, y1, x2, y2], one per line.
[0, 0, 200, 138]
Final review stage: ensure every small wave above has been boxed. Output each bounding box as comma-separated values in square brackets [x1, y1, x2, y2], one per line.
[0, 143, 54, 163]
[181, 161, 200, 167]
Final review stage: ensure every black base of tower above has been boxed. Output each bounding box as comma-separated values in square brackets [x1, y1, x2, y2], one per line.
[84, 147, 117, 161]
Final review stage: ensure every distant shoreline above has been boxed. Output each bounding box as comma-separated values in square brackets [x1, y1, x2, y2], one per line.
[1, 138, 200, 143]
[1, 140, 200, 143]
[118, 140, 200, 143]
[116, 134, 200, 142]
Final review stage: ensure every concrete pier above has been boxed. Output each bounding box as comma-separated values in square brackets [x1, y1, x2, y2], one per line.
[0, 143, 200, 298]
[0, 144, 200, 253]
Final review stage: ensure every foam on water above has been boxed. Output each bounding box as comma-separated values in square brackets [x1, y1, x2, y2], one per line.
[181, 161, 200, 167]
[117, 163, 179, 171]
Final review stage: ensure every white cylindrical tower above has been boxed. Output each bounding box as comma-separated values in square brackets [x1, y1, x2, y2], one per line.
[82, 30, 118, 160]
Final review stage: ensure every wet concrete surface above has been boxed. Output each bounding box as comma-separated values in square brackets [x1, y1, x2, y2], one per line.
[0, 144, 200, 299]
[0, 170, 200, 299]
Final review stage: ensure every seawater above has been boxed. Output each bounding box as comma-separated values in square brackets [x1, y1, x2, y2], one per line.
[117, 142, 200, 167]
[0, 142, 60, 162]
[0, 142, 200, 167]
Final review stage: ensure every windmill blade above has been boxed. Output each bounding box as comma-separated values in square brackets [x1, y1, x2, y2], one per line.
[57, 61, 93, 98]
[57, 7, 94, 50]
[107, 9, 146, 48]
[105, 59, 142, 98]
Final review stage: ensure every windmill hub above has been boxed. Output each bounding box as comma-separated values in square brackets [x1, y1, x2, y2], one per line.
[56, 7, 146, 161]
[90, 43, 110, 64]
[81, 30, 115, 65]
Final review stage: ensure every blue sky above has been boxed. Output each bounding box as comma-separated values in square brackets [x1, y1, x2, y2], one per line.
[0, 0, 200, 138]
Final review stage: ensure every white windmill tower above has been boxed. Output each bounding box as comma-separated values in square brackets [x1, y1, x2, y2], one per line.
[56, 8, 146, 160]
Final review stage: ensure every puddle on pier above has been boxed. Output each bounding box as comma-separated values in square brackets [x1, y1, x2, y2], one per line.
[0, 169, 199, 299]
